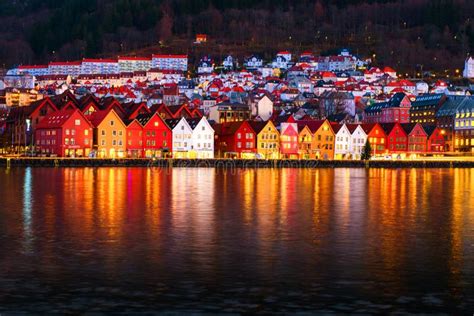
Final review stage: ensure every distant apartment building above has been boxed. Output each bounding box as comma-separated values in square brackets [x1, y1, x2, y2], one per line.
[151, 55, 188, 71]
[81, 59, 119, 74]
[17, 65, 50, 77]
[118, 56, 152, 73]
[48, 61, 82, 76]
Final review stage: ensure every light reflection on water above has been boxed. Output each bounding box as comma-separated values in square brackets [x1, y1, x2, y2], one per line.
[0, 167, 473, 313]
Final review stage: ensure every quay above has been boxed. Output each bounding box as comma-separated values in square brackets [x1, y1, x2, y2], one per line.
[1, 158, 474, 169]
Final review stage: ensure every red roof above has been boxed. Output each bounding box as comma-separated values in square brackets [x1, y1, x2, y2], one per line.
[36, 109, 89, 129]
[18, 65, 48, 69]
[49, 61, 82, 66]
[82, 58, 117, 63]
[297, 120, 326, 133]
[383, 66, 396, 73]
[322, 71, 337, 78]
[118, 56, 151, 61]
[152, 54, 188, 59]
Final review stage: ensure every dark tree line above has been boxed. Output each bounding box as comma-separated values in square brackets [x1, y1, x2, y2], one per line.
[0, 0, 473, 72]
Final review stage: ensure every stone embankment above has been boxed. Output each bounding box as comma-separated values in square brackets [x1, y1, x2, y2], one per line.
[1, 158, 473, 168]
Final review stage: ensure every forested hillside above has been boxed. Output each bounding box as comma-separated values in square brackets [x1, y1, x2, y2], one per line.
[0, 0, 473, 71]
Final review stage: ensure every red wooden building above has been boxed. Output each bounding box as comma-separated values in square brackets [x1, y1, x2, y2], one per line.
[213, 121, 256, 158]
[402, 123, 428, 154]
[135, 112, 172, 157]
[380, 123, 408, 155]
[360, 123, 387, 156]
[35, 109, 93, 157]
[125, 120, 144, 158]
[279, 122, 299, 159]
[423, 125, 446, 153]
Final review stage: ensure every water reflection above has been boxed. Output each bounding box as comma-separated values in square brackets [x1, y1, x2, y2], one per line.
[22, 167, 33, 253]
[0, 167, 473, 313]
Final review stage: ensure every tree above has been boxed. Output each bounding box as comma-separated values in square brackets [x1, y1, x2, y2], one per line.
[361, 139, 372, 160]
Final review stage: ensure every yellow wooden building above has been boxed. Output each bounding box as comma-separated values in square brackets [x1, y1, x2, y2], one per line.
[249, 121, 280, 159]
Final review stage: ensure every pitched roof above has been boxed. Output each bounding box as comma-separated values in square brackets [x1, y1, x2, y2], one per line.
[400, 123, 417, 135]
[88, 109, 117, 127]
[296, 120, 325, 133]
[412, 93, 446, 109]
[36, 109, 84, 129]
[213, 121, 250, 136]
[346, 123, 363, 134]
[436, 96, 471, 117]
[248, 121, 269, 134]
[379, 123, 398, 135]
[421, 124, 438, 137]
[165, 118, 182, 129]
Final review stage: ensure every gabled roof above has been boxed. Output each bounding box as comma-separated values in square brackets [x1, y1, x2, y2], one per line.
[187, 117, 204, 130]
[379, 123, 399, 135]
[89, 108, 121, 127]
[400, 123, 417, 135]
[421, 124, 439, 137]
[213, 121, 252, 136]
[36, 109, 91, 129]
[360, 123, 379, 135]
[330, 122, 343, 133]
[135, 113, 155, 127]
[165, 118, 183, 129]
[346, 123, 365, 134]
[296, 120, 326, 133]
[248, 121, 270, 134]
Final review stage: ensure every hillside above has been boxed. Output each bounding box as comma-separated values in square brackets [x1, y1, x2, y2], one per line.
[0, 0, 473, 72]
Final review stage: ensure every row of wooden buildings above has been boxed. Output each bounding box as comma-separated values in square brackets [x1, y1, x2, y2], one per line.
[0, 93, 448, 159]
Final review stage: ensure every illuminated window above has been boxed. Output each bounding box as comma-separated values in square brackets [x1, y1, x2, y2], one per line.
[75, 119, 81, 126]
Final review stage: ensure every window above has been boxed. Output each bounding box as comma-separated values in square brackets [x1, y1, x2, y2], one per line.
[65, 129, 70, 135]
[65, 138, 69, 145]
[101, 140, 105, 146]
[101, 130, 106, 136]
[119, 130, 123, 136]
[112, 130, 117, 136]
[112, 140, 117, 146]
[237, 133, 241, 139]
[84, 130, 89, 136]
[71, 129, 76, 136]
[110, 120, 115, 126]
[75, 119, 81, 126]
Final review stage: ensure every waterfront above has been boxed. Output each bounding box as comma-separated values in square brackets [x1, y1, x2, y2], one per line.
[0, 167, 474, 313]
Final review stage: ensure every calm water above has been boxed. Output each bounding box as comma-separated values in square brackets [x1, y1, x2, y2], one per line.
[0, 167, 474, 314]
